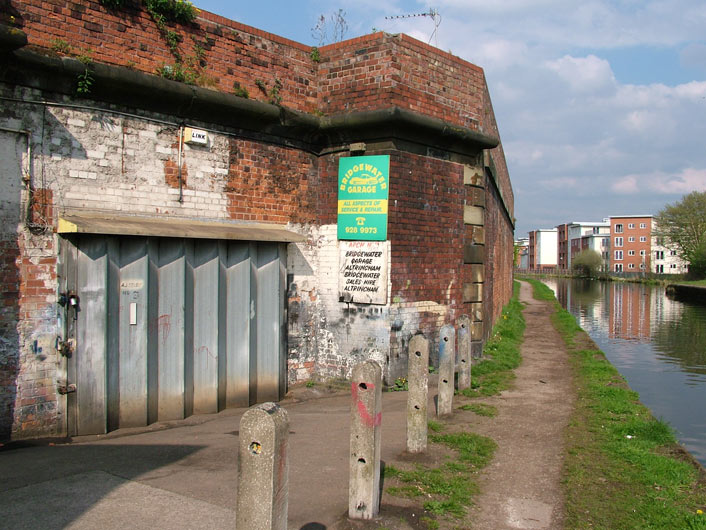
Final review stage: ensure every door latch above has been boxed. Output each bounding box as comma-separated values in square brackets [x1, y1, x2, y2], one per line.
[57, 383, 76, 395]
[56, 337, 75, 357]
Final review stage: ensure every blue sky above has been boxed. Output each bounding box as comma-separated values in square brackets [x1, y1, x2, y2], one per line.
[195, 1, 706, 237]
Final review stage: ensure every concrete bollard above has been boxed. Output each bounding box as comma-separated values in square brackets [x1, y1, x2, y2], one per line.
[437, 324, 455, 416]
[236, 402, 289, 530]
[457, 315, 471, 391]
[407, 335, 429, 453]
[349, 360, 383, 520]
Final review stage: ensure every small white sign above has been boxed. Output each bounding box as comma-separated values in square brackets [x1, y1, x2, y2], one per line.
[184, 127, 208, 145]
[339, 241, 388, 305]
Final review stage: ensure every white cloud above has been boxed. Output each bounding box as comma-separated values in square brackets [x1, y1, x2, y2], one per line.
[650, 168, 706, 194]
[545, 54, 616, 93]
[611, 169, 706, 195]
[612, 176, 640, 194]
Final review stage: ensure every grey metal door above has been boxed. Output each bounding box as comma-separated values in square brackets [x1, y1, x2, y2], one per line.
[61, 235, 286, 435]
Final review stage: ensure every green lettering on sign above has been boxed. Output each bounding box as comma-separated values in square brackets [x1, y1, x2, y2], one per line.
[337, 155, 390, 240]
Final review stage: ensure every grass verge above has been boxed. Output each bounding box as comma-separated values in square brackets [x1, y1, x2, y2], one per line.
[524, 278, 706, 529]
[459, 281, 525, 398]
[383, 281, 526, 528]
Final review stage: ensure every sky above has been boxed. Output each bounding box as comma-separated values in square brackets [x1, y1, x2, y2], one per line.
[194, 0, 706, 237]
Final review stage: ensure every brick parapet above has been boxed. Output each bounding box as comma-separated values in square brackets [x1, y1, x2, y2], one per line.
[9, 1, 504, 140]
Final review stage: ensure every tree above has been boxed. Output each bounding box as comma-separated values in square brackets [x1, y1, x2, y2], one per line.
[655, 191, 706, 278]
[571, 250, 603, 277]
[311, 9, 348, 46]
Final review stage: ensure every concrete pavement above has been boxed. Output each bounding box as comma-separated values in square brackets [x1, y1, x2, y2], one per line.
[0, 383, 424, 529]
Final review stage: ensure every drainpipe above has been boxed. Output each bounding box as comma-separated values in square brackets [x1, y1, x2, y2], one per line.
[177, 125, 184, 203]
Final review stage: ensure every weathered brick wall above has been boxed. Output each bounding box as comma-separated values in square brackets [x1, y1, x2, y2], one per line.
[387, 152, 466, 367]
[484, 174, 515, 333]
[12, 0, 317, 111]
[0, 128, 23, 439]
[1, 1, 515, 437]
[317, 33, 488, 133]
[0, 126, 58, 439]
[10, 1, 501, 137]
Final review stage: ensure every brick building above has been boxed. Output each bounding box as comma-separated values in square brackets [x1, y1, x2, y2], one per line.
[609, 216, 652, 273]
[0, 1, 514, 440]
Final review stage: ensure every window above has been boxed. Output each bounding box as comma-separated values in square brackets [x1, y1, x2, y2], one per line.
[670, 250, 677, 256]
[628, 250, 635, 256]
[628, 236, 635, 242]
[615, 224, 623, 233]
[639, 263, 645, 269]
[656, 264, 664, 273]
[640, 236, 647, 242]
[602, 238, 609, 247]
[615, 263, 623, 272]
[640, 223, 647, 229]
[615, 250, 623, 260]
[640, 250, 646, 256]
[628, 263, 635, 269]
[615, 237, 623, 247]
[671, 264, 677, 269]
[655, 251, 664, 260]
[628, 223, 635, 229]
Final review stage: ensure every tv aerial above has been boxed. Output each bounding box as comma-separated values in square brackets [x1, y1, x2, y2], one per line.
[385, 8, 441, 46]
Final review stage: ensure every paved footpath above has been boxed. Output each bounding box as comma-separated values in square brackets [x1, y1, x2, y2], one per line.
[0, 281, 572, 529]
[0, 385, 412, 529]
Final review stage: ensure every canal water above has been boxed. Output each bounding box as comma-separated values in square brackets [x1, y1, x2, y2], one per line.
[542, 278, 706, 467]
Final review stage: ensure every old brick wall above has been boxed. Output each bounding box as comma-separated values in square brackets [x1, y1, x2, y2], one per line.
[484, 174, 515, 333]
[1, 1, 515, 437]
[317, 33, 488, 133]
[1, 82, 324, 438]
[12, 0, 317, 111]
[0, 126, 59, 439]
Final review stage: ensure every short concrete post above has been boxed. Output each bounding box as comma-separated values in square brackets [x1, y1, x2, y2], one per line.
[236, 402, 289, 530]
[349, 360, 383, 520]
[437, 324, 455, 416]
[407, 335, 429, 453]
[457, 315, 471, 391]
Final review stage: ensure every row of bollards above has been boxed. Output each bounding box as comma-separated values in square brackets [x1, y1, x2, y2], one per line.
[235, 316, 472, 528]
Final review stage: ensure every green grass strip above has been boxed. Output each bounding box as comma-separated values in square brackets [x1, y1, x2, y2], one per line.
[459, 281, 525, 398]
[523, 278, 706, 529]
[458, 402, 498, 417]
[383, 282, 525, 526]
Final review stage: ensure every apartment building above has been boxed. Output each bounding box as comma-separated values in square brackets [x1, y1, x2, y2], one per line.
[610, 216, 652, 273]
[528, 229, 558, 270]
[556, 224, 569, 270]
[555, 221, 610, 271]
[652, 236, 688, 274]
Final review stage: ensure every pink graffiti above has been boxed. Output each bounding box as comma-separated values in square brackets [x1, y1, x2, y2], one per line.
[157, 314, 171, 344]
[351, 382, 382, 428]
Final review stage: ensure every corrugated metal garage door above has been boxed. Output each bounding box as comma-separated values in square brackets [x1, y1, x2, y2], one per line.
[60, 235, 286, 435]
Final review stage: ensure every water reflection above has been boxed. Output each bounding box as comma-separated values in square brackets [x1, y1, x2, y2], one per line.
[543, 278, 706, 466]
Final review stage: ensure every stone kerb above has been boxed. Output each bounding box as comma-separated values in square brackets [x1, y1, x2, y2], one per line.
[437, 324, 455, 416]
[457, 315, 471, 390]
[349, 360, 383, 520]
[407, 334, 430, 453]
[236, 402, 289, 530]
